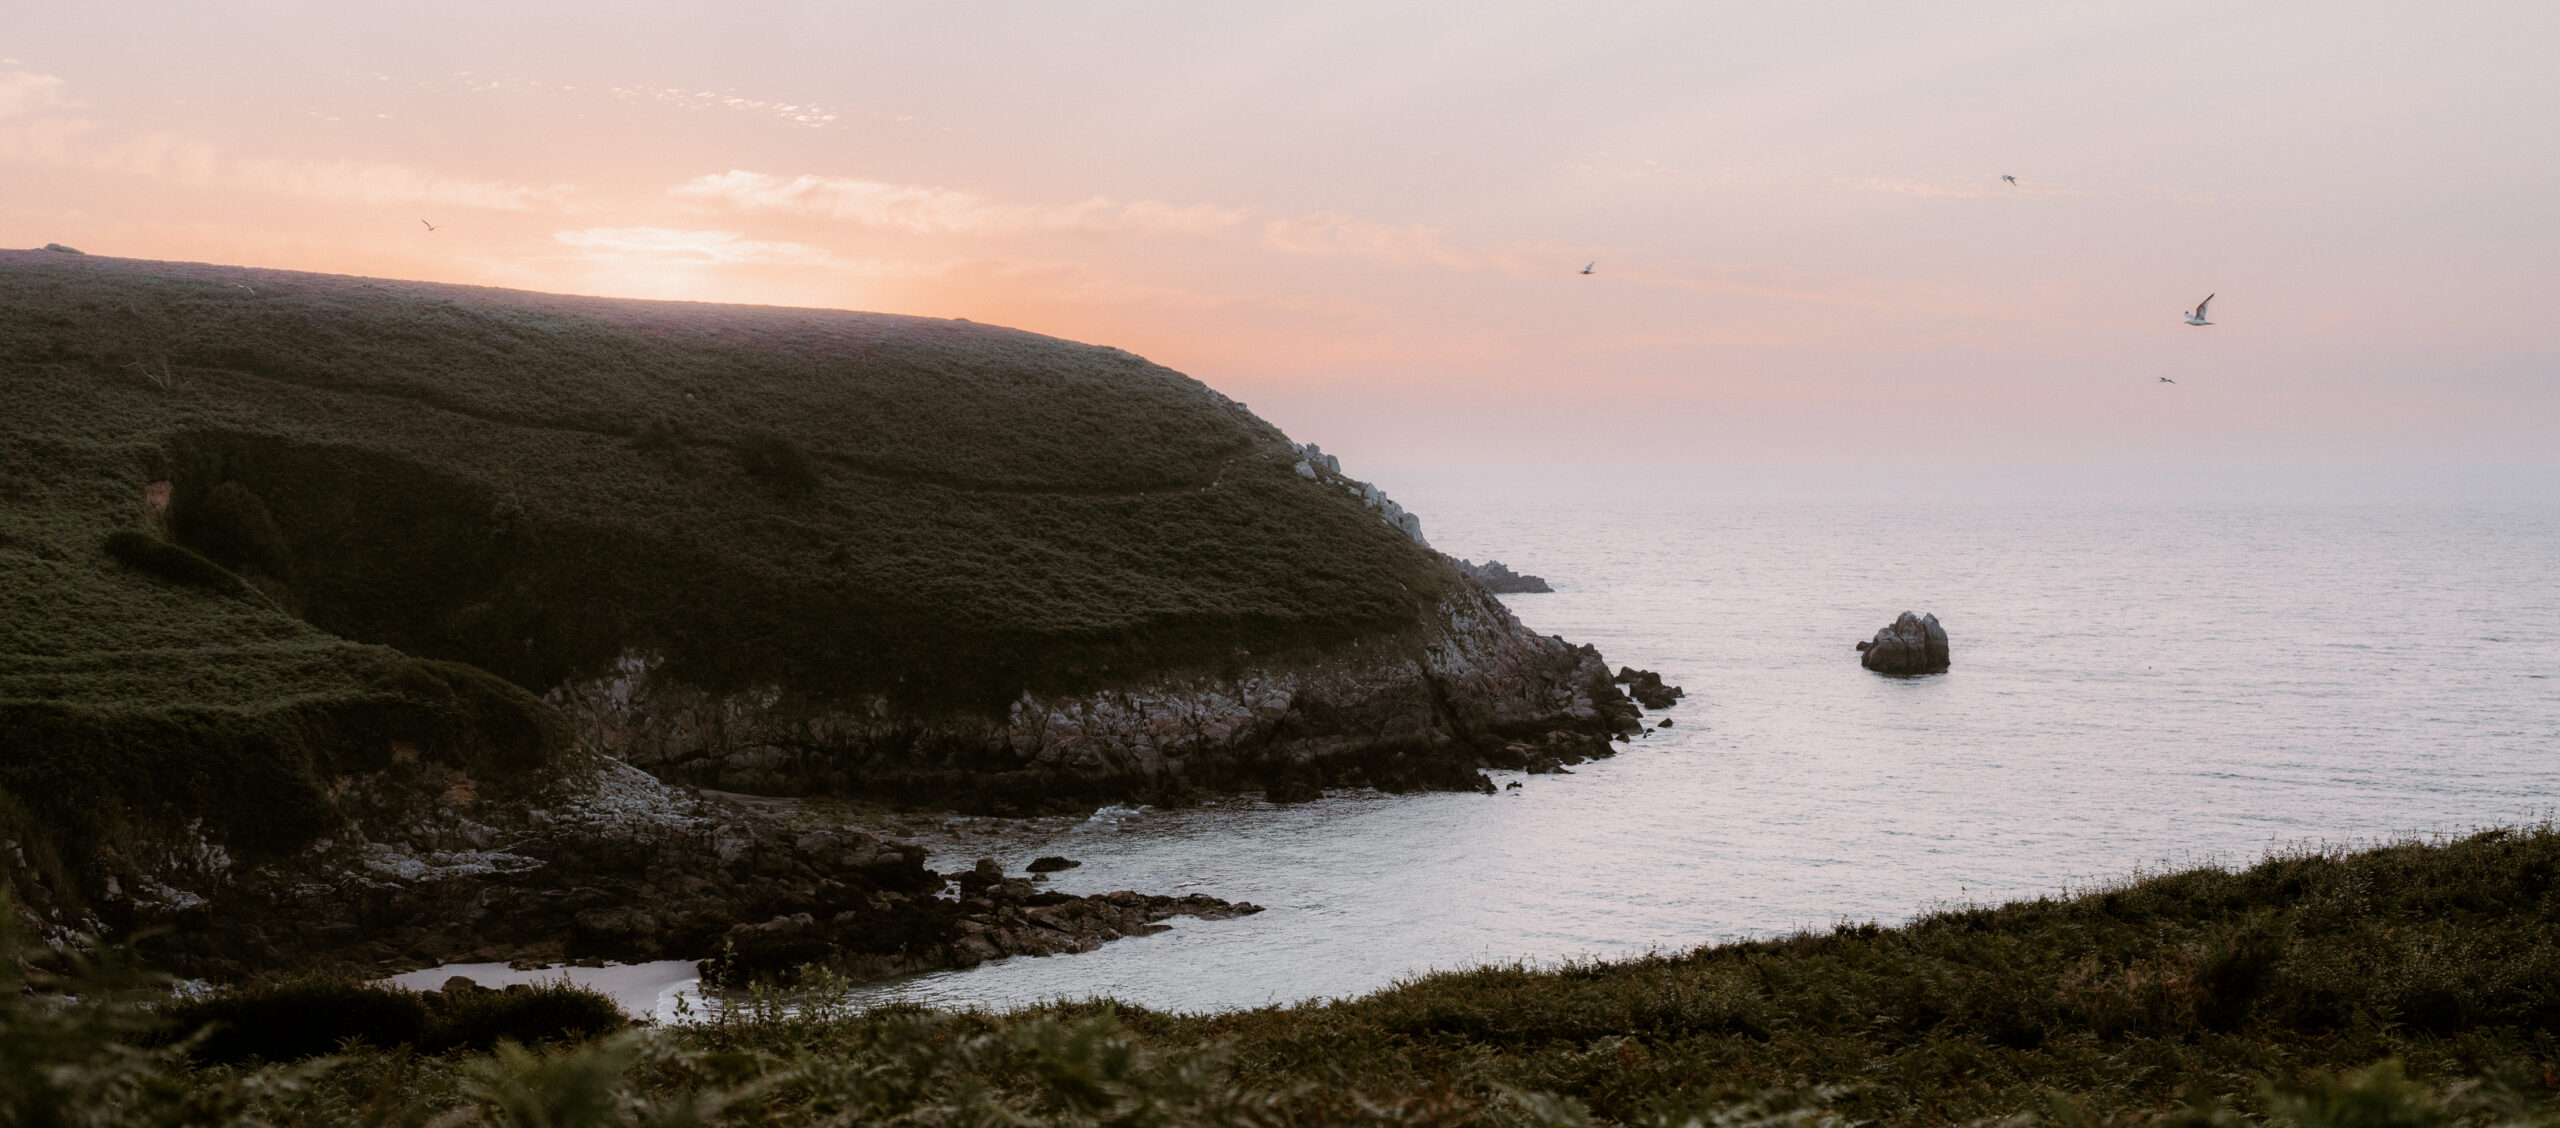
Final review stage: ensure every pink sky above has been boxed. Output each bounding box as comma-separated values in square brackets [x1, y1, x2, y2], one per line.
[4, 3, 2553, 473]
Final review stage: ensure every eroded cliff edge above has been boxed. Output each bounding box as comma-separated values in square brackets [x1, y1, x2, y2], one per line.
[559, 583, 1632, 809]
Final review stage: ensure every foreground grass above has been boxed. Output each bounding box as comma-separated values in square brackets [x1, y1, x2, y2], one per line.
[13, 827, 2559, 1126]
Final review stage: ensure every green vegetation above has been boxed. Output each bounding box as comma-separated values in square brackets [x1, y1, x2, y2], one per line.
[10, 828, 2559, 1126]
[0, 250, 1446, 710]
[162, 975, 628, 1064]
[0, 250, 1449, 902]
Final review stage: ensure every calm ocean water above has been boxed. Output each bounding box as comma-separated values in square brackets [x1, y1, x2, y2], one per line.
[426, 475, 2560, 1019]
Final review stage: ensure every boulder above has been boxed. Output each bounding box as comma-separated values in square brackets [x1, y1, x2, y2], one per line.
[1451, 558, 1553, 594]
[1611, 667, 1684, 709]
[1264, 777, 1322, 804]
[1858, 611, 1950, 674]
[1025, 856, 1080, 873]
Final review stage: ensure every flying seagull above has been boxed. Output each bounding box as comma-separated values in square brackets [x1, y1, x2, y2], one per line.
[1579, 262, 1595, 275]
[2001, 174, 2018, 187]
[2183, 293, 2214, 326]
[420, 219, 440, 232]
[2159, 376, 2176, 383]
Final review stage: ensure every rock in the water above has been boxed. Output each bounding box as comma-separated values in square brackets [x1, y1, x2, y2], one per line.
[1026, 856, 1080, 872]
[1451, 557, 1554, 593]
[1611, 667, 1684, 709]
[1859, 611, 1950, 674]
[1657, 718, 1673, 728]
[1263, 777, 1323, 804]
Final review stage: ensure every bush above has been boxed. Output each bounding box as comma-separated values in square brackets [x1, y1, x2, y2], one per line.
[734, 431, 819, 492]
[366, 657, 571, 772]
[163, 976, 430, 1063]
[101, 529, 252, 598]
[630, 415, 686, 452]
[433, 980, 631, 1053]
[159, 975, 628, 1063]
[167, 479, 294, 584]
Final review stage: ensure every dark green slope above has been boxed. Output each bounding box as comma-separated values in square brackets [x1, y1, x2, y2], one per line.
[0, 249, 1453, 885]
[0, 251, 1452, 707]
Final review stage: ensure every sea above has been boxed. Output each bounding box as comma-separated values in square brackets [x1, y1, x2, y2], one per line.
[398, 468, 2560, 1020]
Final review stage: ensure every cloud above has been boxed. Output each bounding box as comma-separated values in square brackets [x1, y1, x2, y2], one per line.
[1262, 212, 1478, 269]
[670, 170, 1247, 236]
[1842, 176, 2000, 199]
[0, 69, 568, 210]
[0, 70, 64, 119]
[609, 85, 846, 128]
[552, 227, 840, 265]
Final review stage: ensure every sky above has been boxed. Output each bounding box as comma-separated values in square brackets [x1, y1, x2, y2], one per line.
[4, 2, 2554, 476]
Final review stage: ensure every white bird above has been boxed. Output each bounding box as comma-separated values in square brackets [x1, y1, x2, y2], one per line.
[2183, 293, 2214, 326]
[2001, 174, 2018, 187]
[420, 219, 440, 232]
[1579, 262, 1595, 275]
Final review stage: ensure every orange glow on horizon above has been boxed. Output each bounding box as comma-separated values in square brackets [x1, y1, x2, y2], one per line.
[3, 4, 2554, 473]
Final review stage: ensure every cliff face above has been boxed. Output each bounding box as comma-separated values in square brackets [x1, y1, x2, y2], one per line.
[557, 584, 1633, 810]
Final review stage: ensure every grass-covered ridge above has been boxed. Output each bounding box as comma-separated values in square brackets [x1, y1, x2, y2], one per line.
[0, 250, 1453, 710]
[0, 250, 1458, 880]
[16, 828, 2560, 1126]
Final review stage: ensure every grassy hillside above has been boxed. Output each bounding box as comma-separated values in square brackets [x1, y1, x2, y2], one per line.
[19, 828, 2560, 1126]
[0, 250, 1452, 888]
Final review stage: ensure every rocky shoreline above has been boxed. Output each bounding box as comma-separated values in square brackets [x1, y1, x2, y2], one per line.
[12, 576, 1643, 989]
[31, 754, 1259, 988]
[553, 583, 1642, 809]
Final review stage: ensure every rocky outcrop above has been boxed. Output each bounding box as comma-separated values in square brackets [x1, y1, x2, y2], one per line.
[42, 753, 1241, 985]
[552, 584, 1642, 812]
[1294, 443, 1430, 548]
[701, 856, 1260, 986]
[1857, 611, 1950, 674]
[1612, 667, 1685, 710]
[1451, 558, 1554, 594]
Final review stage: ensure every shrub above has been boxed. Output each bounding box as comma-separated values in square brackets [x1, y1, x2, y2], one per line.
[630, 415, 686, 452]
[101, 529, 252, 598]
[433, 981, 631, 1053]
[157, 975, 628, 1063]
[167, 479, 294, 584]
[735, 431, 819, 492]
[163, 975, 431, 1063]
[366, 657, 572, 772]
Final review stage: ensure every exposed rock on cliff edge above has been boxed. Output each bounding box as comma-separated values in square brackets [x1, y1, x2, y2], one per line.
[1451, 558, 1554, 593]
[554, 581, 1638, 810]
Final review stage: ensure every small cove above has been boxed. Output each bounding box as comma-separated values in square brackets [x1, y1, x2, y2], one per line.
[407, 476, 2560, 1018]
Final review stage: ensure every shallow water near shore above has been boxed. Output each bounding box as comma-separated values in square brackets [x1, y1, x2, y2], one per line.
[419, 474, 2560, 1019]
[841, 473, 2560, 1014]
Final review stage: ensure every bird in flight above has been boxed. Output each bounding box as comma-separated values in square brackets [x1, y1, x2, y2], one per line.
[420, 219, 440, 232]
[2183, 294, 2214, 326]
[1579, 262, 1595, 275]
[2159, 376, 2176, 384]
[2001, 174, 2018, 187]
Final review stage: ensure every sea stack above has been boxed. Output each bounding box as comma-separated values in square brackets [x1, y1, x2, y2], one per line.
[1857, 611, 1950, 674]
